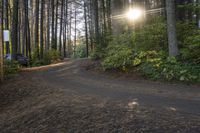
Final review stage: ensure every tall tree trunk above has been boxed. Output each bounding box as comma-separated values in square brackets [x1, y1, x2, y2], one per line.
[54, 0, 59, 50]
[40, 0, 45, 58]
[5, 0, 10, 54]
[35, 0, 40, 58]
[0, 0, 4, 81]
[84, 1, 89, 57]
[23, 0, 31, 59]
[69, 4, 73, 56]
[88, 1, 94, 51]
[51, 0, 55, 49]
[68, 5, 72, 57]
[22, 0, 28, 56]
[17, 9, 21, 54]
[27, 19, 31, 59]
[63, 0, 68, 58]
[22, 6, 25, 55]
[74, 6, 77, 56]
[59, 0, 64, 55]
[30, 0, 34, 50]
[196, 0, 200, 26]
[94, 0, 100, 48]
[101, 0, 107, 47]
[11, 0, 19, 60]
[46, 0, 50, 50]
[166, 0, 178, 56]
[1, 0, 4, 54]
[106, 0, 112, 40]
[176, 0, 186, 21]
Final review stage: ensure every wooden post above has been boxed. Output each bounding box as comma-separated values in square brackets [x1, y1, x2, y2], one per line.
[0, 17, 3, 82]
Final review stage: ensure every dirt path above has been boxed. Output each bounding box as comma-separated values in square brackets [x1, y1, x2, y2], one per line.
[0, 59, 200, 133]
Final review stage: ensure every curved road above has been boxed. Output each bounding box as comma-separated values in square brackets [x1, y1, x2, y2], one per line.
[33, 59, 200, 115]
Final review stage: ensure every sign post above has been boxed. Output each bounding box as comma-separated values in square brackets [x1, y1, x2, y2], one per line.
[0, 18, 3, 82]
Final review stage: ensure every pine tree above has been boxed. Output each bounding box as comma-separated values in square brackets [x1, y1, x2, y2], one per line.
[166, 0, 178, 56]
[11, 0, 19, 60]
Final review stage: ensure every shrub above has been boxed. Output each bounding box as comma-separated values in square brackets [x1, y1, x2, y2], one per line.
[99, 18, 200, 82]
[74, 44, 87, 58]
[176, 21, 198, 48]
[102, 46, 200, 82]
[160, 58, 200, 82]
[136, 52, 200, 82]
[90, 48, 106, 60]
[102, 44, 134, 71]
[30, 48, 41, 66]
[109, 33, 135, 48]
[42, 50, 61, 65]
[31, 59, 43, 67]
[180, 34, 200, 64]
[135, 51, 164, 79]
[176, 22, 200, 64]
[4, 60, 20, 75]
[31, 49, 61, 66]
[90, 32, 135, 61]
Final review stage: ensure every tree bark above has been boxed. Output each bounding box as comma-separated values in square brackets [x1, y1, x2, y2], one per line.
[46, 0, 50, 50]
[63, 0, 68, 58]
[68, 4, 72, 56]
[0, 0, 4, 82]
[1, 0, 4, 54]
[54, 0, 59, 50]
[17, 9, 21, 54]
[166, 0, 178, 56]
[40, 0, 45, 58]
[84, 1, 89, 57]
[59, 0, 64, 55]
[11, 0, 19, 60]
[94, 0, 100, 48]
[74, 5, 77, 56]
[51, 0, 55, 49]
[5, 0, 10, 54]
[196, 0, 200, 26]
[35, 0, 40, 58]
[27, 19, 31, 59]
[22, 0, 29, 57]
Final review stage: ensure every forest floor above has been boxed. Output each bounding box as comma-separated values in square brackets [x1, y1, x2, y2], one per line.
[0, 59, 200, 133]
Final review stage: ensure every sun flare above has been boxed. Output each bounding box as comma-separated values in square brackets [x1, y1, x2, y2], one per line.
[126, 8, 144, 20]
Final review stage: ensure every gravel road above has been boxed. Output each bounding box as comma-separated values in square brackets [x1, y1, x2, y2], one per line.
[0, 59, 200, 133]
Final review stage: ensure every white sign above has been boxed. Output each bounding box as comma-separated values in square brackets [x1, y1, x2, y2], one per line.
[3, 30, 9, 42]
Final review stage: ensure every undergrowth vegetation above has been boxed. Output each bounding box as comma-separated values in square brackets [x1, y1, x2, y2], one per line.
[31, 49, 61, 67]
[4, 60, 20, 76]
[97, 17, 200, 83]
[73, 44, 87, 58]
[4, 49, 62, 76]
